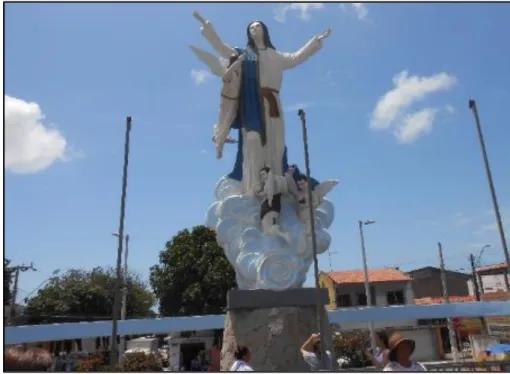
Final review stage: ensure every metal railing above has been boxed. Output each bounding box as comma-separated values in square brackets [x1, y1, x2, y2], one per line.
[425, 360, 510, 372]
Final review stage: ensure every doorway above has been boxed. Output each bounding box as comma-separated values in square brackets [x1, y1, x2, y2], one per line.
[180, 342, 206, 371]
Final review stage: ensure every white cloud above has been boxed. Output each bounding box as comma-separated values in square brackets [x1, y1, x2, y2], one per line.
[321, 70, 336, 87]
[5, 95, 68, 174]
[191, 69, 213, 85]
[274, 3, 325, 23]
[370, 70, 457, 143]
[340, 3, 368, 20]
[451, 212, 471, 228]
[445, 104, 456, 114]
[286, 102, 316, 112]
[393, 108, 437, 144]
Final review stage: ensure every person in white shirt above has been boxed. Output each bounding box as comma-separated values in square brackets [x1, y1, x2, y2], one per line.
[301, 333, 334, 371]
[229, 345, 254, 371]
[366, 331, 390, 369]
[383, 333, 427, 371]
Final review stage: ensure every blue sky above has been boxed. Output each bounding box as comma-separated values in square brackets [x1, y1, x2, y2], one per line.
[5, 2, 510, 301]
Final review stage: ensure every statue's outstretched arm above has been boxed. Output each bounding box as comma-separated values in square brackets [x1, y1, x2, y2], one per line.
[276, 27, 332, 70]
[193, 10, 237, 59]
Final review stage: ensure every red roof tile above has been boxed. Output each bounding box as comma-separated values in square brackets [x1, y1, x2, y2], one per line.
[415, 291, 510, 305]
[326, 268, 411, 284]
[475, 262, 509, 273]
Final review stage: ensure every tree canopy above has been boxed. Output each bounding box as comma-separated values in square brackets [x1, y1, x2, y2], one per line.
[26, 266, 156, 320]
[4, 259, 14, 306]
[150, 225, 236, 317]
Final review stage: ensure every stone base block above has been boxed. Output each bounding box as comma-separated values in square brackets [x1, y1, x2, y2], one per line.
[220, 289, 334, 371]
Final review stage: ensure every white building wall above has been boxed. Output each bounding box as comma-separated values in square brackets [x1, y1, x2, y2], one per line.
[479, 273, 507, 293]
[334, 281, 417, 330]
[468, 273, 507, 295]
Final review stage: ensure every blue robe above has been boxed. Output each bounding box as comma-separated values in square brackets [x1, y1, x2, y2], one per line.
[225, 47, 320, 189]
[227, 47, 289, 181]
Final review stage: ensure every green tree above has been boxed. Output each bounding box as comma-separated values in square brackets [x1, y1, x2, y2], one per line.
[4, 259, 14, 306]
[26, 267, 155, 319]
[150, 225, 236, 317]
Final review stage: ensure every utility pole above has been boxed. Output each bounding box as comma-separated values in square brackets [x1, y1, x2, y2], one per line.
[469, 99, 510, 291]
[111, 116, 132, 367]
[438, 242, 459, 362]
[359, 220, 377, 357]
[119, 234, 130, 362]
[9, 263, 36, 324]
[470, 254, 489, 334]
[298, 109, 328, 370]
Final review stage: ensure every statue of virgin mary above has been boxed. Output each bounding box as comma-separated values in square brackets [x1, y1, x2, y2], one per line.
[194, 12, 331, 194]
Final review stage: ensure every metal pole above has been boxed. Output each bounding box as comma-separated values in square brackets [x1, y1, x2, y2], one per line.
[9, 263, 36, 325]
[9, 268, 20, 324]
[298, 109, 328, 370]
[359, 221, 377, 357]
[119, 234, 129, 362]
[470, 254, 488, 334]
[111, 116, 132, 367]
[469, 99, 510, 290]
[438, 242, 459, 362]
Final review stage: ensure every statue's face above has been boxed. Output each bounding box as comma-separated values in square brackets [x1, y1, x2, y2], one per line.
[249, 22, 264, 41]
[297, 179, 307, 190]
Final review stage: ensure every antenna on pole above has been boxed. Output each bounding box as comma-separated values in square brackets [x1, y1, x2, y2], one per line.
[327, 250, 339, 272]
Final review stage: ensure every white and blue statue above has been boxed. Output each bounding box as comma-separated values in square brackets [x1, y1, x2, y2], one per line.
[191, 11, 339, 291]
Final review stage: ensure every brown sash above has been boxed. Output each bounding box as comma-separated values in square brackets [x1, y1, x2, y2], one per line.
[259, 87, 280, 118]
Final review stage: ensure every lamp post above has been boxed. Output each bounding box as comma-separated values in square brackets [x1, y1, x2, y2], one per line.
[111, 116, 132, 367]
[113, 233, 130, 362]
[468, 100, 510, 291]
[298, 109, 328, 370]
[438, 242, 459, 362]
[358, 219, 377, 356]
[23, 269, 61, 303]
[473, 244, 491, 295]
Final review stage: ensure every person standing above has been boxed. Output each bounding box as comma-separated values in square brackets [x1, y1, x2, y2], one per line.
[229, 346, 254, 371]
[366, 331, 390, 369]
[383, 333, 426, 371]
[301, 333, 333, 371]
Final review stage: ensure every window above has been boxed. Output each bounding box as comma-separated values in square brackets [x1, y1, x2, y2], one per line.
[387, 290, 405, 305]
[356, 287, 377, 306]
[357, 292, 367, 306]
[337, 293, 352, 307]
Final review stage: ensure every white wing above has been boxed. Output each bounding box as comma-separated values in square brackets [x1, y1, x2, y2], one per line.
[189, 45, 226, 77]
[312, 180, 340, 207]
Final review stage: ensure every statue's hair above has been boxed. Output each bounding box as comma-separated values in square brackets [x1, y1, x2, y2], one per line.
[247, 21, 276, 50]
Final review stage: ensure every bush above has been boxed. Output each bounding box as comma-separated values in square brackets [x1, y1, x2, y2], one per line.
[75, 352, 110, 372]
[333, 331, 371, 368]
[118, 352, 162, 372]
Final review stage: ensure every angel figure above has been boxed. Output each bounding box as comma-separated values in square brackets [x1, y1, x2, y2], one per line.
[214, 53, 245, 159]
[257, 167, 291, 243]
[192, 10, 332, 194]
[296, 178, 340, 235]
[189, 45, 242, 159]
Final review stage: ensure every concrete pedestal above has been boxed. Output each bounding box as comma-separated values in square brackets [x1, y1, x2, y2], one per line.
[220, 288, 334, 371]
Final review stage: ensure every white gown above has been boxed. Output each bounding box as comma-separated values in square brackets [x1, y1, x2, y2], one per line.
[202, 24, 322, 193]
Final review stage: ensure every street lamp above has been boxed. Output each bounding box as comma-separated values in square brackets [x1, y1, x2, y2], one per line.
[469, 100, 510, 291]
[475, 244, 491, 268]
[112, 232, 130, 362]
[358, 219, 377, 356]
[23, 269, 61, 303]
